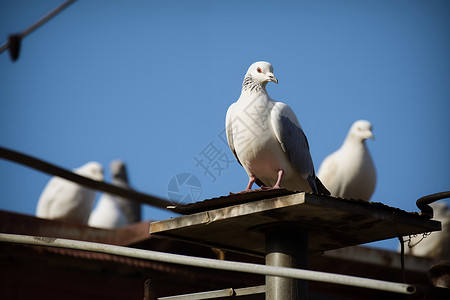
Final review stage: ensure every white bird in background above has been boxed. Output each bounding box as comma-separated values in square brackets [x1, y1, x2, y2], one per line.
[317, 120, 376, 201]
[226, 61, 328, 194]
[36, 161, 104, 224]
[88, 160, 141, 229]
[404, 202, 450, 260]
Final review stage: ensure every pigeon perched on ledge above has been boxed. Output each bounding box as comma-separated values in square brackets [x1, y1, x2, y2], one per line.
[36, 161, 104, 224]
[89, 160, 141, 229]
[317, 120, 376, 201]
[226, 61, 328, 194]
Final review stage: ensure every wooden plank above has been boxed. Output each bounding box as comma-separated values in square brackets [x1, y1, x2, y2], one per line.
[150, 193, 440, 255]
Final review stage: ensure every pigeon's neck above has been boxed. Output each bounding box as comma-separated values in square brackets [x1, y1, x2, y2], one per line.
[241, 75, 268, 95]
[112, 177, 128, 188]
[343, 134, 366, 148]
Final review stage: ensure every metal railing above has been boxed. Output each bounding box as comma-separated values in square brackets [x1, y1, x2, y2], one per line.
[0, 233, 416, 295]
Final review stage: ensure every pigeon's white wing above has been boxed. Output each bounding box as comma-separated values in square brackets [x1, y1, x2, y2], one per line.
[62, 186, 96, 223]
[36, 178, 94, 223]
[36, 177, 66, 218]
[89, 193, 128, 229]
[226, 102, 268, 188]
[36, 178, 81, 219]
[270, 102, 317, 191]
[225, 103, 240, 165]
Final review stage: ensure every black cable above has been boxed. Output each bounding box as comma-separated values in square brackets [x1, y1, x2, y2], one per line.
[0, 146, 174, 212]
[0, 0, 77, 59]
[398, 236, 406, 283]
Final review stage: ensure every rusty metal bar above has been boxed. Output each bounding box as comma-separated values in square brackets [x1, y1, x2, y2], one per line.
[416, 191, 450, 218]
[159, 286, 265, 299]
[0, 146, 174, 210]
[159, 288, 233, 299]
[0, 233, 416, 295]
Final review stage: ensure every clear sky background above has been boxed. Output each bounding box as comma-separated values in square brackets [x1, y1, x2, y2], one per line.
[1, 0, 449, 251]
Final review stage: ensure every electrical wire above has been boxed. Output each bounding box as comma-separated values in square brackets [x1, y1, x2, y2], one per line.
[398, 236, 406, 283]
[0, 0, 77, 60]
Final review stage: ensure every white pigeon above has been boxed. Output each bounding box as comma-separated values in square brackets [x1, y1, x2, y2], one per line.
[88, 160, 141, 229]
[404, 202, 450, 260]
[317, 120, 376, 201]
[226, 61, 328, 194]
[88, 193, 128, 229]
[36, 161, 104, 224]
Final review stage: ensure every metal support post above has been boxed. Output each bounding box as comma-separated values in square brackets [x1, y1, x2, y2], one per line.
[265, 226, 308, 300]
[143, 279, 156, 300]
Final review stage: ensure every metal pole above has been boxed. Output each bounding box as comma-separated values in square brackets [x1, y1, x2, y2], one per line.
[0, 233, 416, 295]
[143, 279, 157, 300]
[266, 226, 308, 300]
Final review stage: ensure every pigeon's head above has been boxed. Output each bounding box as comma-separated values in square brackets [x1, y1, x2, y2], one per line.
[243, 61, 278, 91]
[75, 162, 104, 181]
[349, 120, 374, 142]
[110, 159, 128, 182]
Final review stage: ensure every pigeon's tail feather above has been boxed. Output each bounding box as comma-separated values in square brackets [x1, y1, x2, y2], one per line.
[255, 178, 267, 188]
[307, 176, 318, 194]
[315, 177, 331, 195]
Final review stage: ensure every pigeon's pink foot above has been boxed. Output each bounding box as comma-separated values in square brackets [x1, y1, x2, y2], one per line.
[230, 190, 253, 195]
[261, 186, 280, 190]
[246, 175, 256, 189]
[261, 170, 284, 190]
[274, 170, 284, 187]
[235, 175, 257, 193]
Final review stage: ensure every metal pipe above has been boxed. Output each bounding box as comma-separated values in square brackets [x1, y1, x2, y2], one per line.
[159, 288, 233, 300]
[416, 191, 450, 218]
[266, 227, 308, 299]
[0, 233, 416, 295]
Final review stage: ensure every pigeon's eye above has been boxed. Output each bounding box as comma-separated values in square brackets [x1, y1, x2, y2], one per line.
[257, 67, 262, 73]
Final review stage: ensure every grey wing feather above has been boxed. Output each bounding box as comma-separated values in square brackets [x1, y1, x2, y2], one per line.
[271, 102, 318, 192]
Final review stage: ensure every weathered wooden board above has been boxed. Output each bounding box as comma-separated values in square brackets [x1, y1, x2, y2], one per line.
[150, 192, 441, 255]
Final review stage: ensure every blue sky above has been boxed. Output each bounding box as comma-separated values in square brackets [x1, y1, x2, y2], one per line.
[1, 0, 449, 251]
